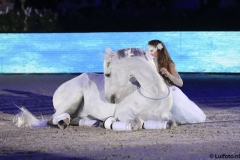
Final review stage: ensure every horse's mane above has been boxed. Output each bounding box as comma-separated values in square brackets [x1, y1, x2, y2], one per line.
[116, 48, 148, 60]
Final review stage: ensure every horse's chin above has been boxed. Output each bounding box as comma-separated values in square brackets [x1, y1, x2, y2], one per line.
[110, 99, 118, 104]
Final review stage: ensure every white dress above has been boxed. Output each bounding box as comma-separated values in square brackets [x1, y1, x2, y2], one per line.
[148, 55, 206, 124]
[168, 86, 206, 124]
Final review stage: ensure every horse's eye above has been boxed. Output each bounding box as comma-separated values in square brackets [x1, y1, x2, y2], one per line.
[105, 73, 111, 78]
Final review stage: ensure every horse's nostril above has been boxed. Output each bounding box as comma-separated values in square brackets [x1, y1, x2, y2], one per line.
[110, 95, 116, 104]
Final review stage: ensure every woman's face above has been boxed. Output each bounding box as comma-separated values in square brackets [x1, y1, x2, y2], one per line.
[148, 45, 157, 56]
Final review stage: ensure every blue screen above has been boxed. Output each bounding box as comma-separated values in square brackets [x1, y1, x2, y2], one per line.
[0, 32, 239, 73]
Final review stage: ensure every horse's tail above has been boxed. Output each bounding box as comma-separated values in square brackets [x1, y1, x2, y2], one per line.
[13, 104, 48, 128]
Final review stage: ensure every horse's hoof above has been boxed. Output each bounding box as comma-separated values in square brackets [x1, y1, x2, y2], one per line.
[63, 118, 70, 125]
[57, 118, 70, 129]
[130, 118, 142, 131]
[166, 119, 177, 129]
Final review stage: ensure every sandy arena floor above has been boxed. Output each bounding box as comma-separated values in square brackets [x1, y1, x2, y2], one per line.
[0, 74, 240, 160]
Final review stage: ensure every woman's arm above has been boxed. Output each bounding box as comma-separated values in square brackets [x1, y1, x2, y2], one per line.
[160, 63, 183, 87]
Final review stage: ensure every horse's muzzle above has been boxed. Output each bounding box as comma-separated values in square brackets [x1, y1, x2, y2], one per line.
[110, 94, 116, 104]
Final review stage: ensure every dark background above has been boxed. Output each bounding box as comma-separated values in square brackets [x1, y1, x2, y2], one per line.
[1, 0, 239, 32]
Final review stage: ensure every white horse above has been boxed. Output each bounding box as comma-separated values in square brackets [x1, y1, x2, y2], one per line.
[49, 47, 174, 130]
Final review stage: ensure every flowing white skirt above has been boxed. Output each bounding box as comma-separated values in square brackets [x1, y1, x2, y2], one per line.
[168, 86, 206, 124]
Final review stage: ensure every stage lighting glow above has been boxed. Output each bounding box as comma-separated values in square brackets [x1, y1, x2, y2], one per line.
[0, 32, 239, 73]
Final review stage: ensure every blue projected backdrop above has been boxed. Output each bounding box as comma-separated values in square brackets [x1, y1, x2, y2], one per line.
[0, 32, 239, 73]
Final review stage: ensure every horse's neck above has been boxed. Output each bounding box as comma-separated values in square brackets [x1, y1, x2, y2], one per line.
[127, 57, 165, 97]
[118, 80, 137, 102]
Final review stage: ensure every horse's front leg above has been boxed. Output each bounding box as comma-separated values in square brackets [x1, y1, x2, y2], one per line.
[107, 109, 143, 131]
[104, 116, 142, 131]
[161, 115, 177, 129]
[129, 117, 142, 130]
[118, 109, 143, 131]
[50, 98, 84, 129]
[166, 119, 177, 129]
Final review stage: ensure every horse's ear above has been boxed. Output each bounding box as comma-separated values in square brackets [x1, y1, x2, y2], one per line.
[100, 53, 111, 62]
[105, 47, 113, 55]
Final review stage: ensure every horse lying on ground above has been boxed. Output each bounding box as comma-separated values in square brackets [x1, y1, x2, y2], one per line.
[49, 47, 175, 130]
[14, 48, 176, 131]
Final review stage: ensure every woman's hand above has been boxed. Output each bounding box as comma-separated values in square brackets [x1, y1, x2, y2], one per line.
[160, 67, 170, 77]
[160, 64, 183, 87]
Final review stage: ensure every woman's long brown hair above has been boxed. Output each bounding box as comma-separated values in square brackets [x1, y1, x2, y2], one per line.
[148, 40, 174, 85]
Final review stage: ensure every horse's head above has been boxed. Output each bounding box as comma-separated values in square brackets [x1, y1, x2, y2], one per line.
[101, 47, 148, 104]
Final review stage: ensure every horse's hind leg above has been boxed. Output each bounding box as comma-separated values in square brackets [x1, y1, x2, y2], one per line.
[47, 112, 71, 129]
[50, 94, 84, 129]
[69, 117, 81, 126]
[57, 119, 70, 129]
[47, 117, 70, 129]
